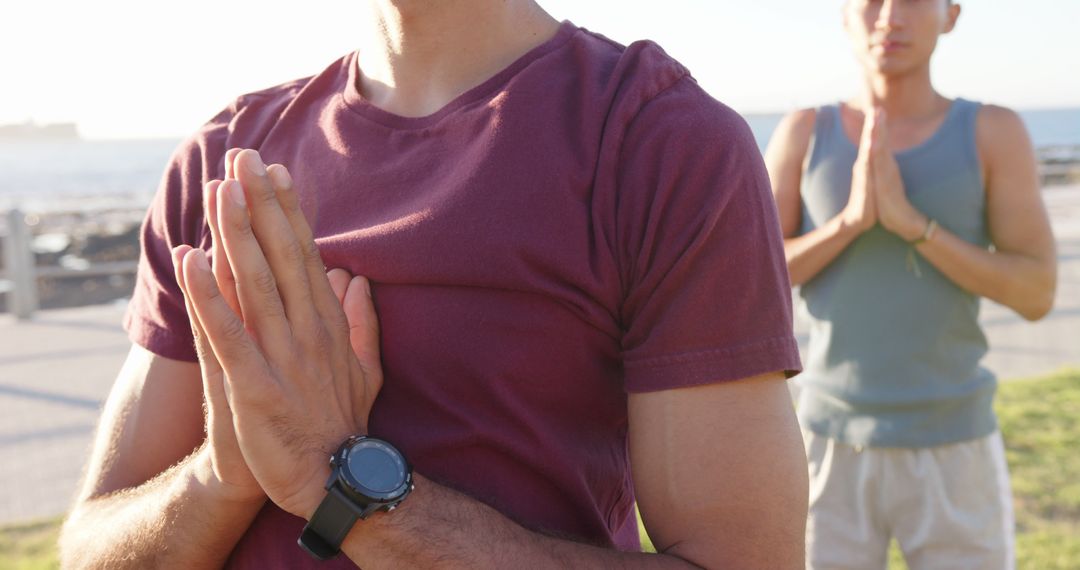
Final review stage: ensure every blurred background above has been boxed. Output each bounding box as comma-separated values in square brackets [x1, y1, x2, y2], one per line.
[1, 1, 1077, 568]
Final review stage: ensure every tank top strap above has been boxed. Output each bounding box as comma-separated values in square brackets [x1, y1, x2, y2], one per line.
[951, 98, 982, 128]
[806, 104, 844, 172]
[951, 98, 983, 171]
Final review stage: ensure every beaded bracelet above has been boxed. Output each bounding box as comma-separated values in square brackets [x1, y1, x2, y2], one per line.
[909, 218, 939, 245]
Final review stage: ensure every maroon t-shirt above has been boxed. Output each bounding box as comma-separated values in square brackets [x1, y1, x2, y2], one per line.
[125, 21, 801, 567]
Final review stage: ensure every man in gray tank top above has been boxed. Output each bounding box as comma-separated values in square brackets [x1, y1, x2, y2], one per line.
[764, 1, 1057, 568]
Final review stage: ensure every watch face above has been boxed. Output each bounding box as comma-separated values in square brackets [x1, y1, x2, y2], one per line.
[340, 437, 410, 501]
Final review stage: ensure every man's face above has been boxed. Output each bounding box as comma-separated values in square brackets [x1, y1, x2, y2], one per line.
[844, 0, 960, 77]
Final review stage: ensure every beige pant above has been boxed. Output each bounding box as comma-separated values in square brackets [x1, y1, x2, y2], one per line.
[803, 429, 1015, 570]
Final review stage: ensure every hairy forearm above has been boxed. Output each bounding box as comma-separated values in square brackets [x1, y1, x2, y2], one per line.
[60, 447, 265, 569]
[916, 225, 1056, 320]
[783, 214, 861, 286]
[340, 473, 703, 569]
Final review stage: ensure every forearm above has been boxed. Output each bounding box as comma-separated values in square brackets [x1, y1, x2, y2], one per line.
[60, 447, 265, 569]
[784, 214, 861, 286]
[916, 224, 1056, 320]
[340, 473, 702, 569]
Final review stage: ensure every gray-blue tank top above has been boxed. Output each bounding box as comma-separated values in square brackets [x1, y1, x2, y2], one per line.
[796, 99, 997, 448]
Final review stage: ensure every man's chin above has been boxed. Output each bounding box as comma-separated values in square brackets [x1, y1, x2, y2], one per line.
[867, 57, 921, 78]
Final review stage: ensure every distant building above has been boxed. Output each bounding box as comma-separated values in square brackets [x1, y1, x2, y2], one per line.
[0, 121, 80, 140]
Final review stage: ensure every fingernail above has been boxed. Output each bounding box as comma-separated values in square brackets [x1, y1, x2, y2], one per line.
[226, 149, 242, 180]
[193, 249, 211, 272]
[362, 277, 372, 297]
[204, 182, 216, 210]
[228, 181, 246, 206]
[245, 151, 267, 176]
[268, 165, 292, 189]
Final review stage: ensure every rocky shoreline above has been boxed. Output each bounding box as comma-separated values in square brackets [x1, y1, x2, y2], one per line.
[1038, 146, 1080, 186]
[0, 206, 144, 312]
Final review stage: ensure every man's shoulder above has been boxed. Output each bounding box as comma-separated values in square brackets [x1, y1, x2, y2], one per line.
[974, 103, 1027, 140]
[571, 25, 689, 88]
[173, 54, 350, 163]
[783, 107, 820, 133]
[776, 108, 820, 146]
[228, 74, 313, 115]
[571, 31, 753, 149]
[160, 54, 351, 197]
[219, 54, 350, 129]
[762, 107, 819, 169]
[973, 102, 1033, 167]
[568, 26, 712, 122]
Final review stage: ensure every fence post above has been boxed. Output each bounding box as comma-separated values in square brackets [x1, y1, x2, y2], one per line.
[4, 208, 38, 320]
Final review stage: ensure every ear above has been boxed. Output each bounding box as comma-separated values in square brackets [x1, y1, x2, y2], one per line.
[942, 3, 961, 34]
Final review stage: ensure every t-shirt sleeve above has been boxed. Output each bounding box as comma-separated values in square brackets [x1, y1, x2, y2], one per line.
[616, 76, 802, 393]
[124, 82, 305, 362]
[122, 104, 237, 362]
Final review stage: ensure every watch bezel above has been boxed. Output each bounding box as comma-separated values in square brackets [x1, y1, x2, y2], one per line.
[332, 435, 413, 506]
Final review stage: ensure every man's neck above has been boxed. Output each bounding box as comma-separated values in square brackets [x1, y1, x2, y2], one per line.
[356, 0, 560, 117]
[857, 65, 946, 120]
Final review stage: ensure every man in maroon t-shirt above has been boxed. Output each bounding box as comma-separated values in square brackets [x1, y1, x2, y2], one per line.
[61, 2, 807, 568]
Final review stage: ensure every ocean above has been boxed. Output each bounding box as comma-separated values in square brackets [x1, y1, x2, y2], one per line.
[0, 139, 180, 209]
[1, 107, 1077, 208]
[745, 107, 1080, 152]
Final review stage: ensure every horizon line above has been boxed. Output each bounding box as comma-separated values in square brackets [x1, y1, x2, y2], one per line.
[6, 103, 1077, 142]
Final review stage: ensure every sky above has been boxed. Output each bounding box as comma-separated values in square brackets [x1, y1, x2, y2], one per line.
[3, 0, 1078, 140]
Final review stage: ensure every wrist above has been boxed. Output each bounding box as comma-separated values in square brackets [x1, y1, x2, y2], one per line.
[339, 472, 418, 547]
[909, 218, 939, 246]
[903, 214, 932, 243]
[191, 446, 266, 507]
[339, 472, 429, 565]
[902, 212, 937, 241]
[297, 428, 372, 519]
[835, 212, 866, 238]
[299, 465, 335, 521]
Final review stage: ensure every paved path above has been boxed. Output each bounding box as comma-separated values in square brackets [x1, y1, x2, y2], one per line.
[967, 184, 1080, 380]
[0, 301, 131, 525]
[1, 186, 1078, 525]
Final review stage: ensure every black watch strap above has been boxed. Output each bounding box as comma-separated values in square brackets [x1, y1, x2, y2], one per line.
[298, 485, 372, 560]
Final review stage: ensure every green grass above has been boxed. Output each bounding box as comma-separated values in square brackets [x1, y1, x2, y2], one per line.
[4, 369, 1079, 568]
[638, 508, 655, 553]
[998, 369, 1080, 525]
[984, 367, 1080, 570]
[885, 368, 1080, 569]
[0, 518, 60, 570]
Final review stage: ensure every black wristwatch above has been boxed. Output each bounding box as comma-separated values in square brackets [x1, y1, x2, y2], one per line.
[298, 435, 413, 560]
